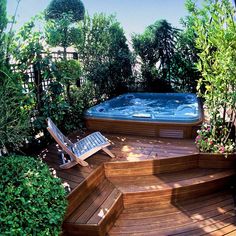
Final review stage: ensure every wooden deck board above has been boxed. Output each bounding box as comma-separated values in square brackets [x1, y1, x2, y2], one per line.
[66, 179, 111, 223]
[108, 191, 236, 236]
[75, 180, 115, 224]
[108, 169, 234, 194]
[39, 133, 199, 192]
[37, 132, 236, 236]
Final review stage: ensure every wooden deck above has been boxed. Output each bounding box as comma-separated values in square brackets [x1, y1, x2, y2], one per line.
[39, 133, 199, 191]
[39, 133, 236, 236]
[109, 190, 236, 236]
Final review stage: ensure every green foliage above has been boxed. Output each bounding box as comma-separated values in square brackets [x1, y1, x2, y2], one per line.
[0, 0, 7, 33]
[34, 80, 70, 132]
[0, 155, 67, 235]
[76, 13, 133, 99]
[35, 80, 96, 133]
[45, 14, 82, 55]
[11, 17, 96, 138]
[11, 16, 46, 72]
[132, 18, 201, 93]
[171, 18, 200, 92]
[10, 17, 53, 134]
[132, 20, 178, 92]
[65, 80, 96, 131]
[195, 122, 235, 154]
[10, 17, 70, 139]
[45, 0, 85, 22]
[55, 60, 81, 82]
[45, 0, 85, 58]
[54, 59, 82, 102]
[0, 0, 7, 65]
[0, 1, 31, 153]
[186, 0, 236, 151]
[0, 71, 29, 153]
[41, 59, 91, 132]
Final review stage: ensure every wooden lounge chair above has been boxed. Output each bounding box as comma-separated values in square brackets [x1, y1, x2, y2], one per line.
[46, 118, 115, 169]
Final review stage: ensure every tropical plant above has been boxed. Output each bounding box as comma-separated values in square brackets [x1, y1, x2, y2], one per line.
[186, 0, 236, 152]
[132, 20, 178, 92]
[0, 155, 67, 235]
[76, 13, 133, 99]
[45, 0, 85, 58]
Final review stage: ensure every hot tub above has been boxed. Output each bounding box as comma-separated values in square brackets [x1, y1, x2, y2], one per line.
[85, 93, 203, 138]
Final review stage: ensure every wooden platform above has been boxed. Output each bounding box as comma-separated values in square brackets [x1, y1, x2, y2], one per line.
[39, 134, 199, 191]
[108, 168, 235, 207]
[108, 190, 236, 236]
[39, 133, 236, 236]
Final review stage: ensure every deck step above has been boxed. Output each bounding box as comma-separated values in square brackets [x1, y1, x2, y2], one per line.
[108, 190, 236, 236]
[66, 165, 105, 218]
[63, 179, 123, 236]
[108, 168, 236, 208]
[105, 154, 199, 177]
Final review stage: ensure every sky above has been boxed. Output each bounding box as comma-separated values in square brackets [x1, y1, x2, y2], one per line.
[7, 0, 197, 40]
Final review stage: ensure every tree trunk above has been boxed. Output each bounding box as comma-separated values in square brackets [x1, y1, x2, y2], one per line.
[63, 27, 68, 60]
[33, 59, 43, 112]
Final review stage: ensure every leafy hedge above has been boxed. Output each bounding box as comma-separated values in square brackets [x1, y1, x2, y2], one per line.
[0, 155, 67, 235]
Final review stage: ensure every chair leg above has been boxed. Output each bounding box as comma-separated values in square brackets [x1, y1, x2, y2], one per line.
[59, 158, 89, 169]
[60, 160, 78, 169]
[102, 147, 115, 158]
[75, 158, 89, 167]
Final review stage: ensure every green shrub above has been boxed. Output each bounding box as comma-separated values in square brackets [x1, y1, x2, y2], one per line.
[0, 155, 67, 235]
[0, 72, 30, 153]
[54, 59, 82, 104]
[195, 122, 235, 154]
[66, 80, 96, 131]
[76, 13, 133, 98]
[187, 0, 236, 149]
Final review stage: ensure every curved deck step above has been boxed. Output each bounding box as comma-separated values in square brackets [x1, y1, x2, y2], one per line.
[105, 154, 199, 177]
[63, 179, 123, 236]
[108, 190, 236, 236]
[108, 168, 236, 207]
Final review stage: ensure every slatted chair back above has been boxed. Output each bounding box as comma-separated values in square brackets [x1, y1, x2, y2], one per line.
[47, 118, 90, 167]
[46, 117, 114, 168]
[46, 118, 73, 147]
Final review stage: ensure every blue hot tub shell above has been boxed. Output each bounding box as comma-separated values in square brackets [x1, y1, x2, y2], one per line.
[85, 93, 203, 138]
